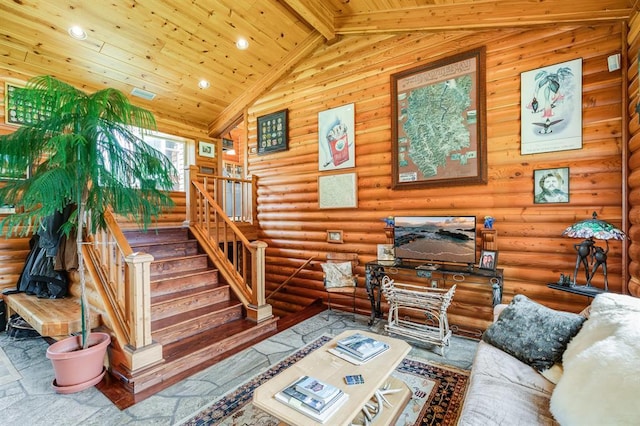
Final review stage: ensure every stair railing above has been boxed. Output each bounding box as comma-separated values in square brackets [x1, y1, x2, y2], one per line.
[85, 209, 163, 371]
[187, 166, 272, 323]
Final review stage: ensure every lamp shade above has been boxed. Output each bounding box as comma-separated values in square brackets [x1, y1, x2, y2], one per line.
[562, 212, 625, 241]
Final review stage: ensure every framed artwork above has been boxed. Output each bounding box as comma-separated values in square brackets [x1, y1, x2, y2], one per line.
[4, 83, 53, 126]
[521, 58, 582, 154]
[533, 167, 570, 204]
[479, 250, 498, 270]
[377, 243, 395, 266]
[198, 141, 216, 158]
[391, 47, 487, 189]
[326, 230, 343, 243]
[318, 103, 355, 171]
[257, 109, 288, 155]
[318, 172, 358, 209]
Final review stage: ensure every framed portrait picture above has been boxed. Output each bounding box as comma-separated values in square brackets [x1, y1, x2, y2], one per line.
[533, 167, 569, 204]
[257, 109, 288, 155]
[318, 103, 355, 171]
[327, 230, 343, 243]
[391, 47, 487, 189]
[198, 141, 216, 158]
[520, 58, 582, 155]
[479, 250, 498, 271]
[377, 243, 395, 266]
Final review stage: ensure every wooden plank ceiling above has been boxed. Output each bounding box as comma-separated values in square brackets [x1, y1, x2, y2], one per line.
[0, 0, 634, 137]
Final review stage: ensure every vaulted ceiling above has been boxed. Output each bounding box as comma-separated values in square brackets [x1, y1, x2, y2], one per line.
[0, 0, 635, 138]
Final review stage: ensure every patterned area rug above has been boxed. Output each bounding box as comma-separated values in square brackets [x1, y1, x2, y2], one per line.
[180, 336, 469, 426]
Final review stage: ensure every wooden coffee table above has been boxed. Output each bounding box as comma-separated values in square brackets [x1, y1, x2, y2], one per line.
[253, 330, 412, 425]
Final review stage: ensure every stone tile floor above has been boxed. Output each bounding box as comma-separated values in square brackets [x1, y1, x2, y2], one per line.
[0, 311, 478, 425]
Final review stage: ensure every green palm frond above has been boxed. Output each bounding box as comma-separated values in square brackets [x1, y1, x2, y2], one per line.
[0, 75, 177, 237]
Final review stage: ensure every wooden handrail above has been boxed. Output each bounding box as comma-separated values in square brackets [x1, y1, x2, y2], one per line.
[85, 209, 161, 371]
[188, 167, 272, 322]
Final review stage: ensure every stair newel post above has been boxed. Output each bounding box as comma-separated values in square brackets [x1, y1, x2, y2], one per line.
[251, 175, 258, 225]
[123, 252, 163, 371]
[247, 240, 273, 323]
[186, 165, 198, 227]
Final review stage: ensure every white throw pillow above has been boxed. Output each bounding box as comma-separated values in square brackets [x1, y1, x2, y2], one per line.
[549, 293, 640, 425]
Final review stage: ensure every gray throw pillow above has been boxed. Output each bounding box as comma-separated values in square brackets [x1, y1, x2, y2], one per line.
[482, 294, 586, 372]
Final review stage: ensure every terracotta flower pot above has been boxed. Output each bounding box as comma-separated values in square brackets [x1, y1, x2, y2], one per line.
[46, 332, 111, 394]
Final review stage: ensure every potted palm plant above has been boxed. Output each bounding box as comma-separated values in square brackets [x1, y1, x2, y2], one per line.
[0, 75, 177, 392]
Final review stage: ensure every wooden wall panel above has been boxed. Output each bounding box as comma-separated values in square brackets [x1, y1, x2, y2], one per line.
[248, 24, 625, 331]
[628, 11, 640, 297]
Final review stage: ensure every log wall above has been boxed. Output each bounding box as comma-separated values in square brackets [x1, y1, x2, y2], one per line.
[247, 24, 626, 331]
[627, 11, 640, 297]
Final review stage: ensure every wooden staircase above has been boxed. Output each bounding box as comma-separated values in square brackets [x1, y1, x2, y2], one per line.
[109, 227, 278, 394]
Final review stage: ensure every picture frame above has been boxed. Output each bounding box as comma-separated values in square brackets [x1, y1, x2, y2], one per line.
[533, 167, 570, 204]
[318, 172, 358, 209]
[4, 82, 53, 126]
[520, 58, 582, 155]
[479, 250, 498, 271]
[391, 47, 487, 189]
[377, 243, 395, 266]
[318, 103, 355, 171]
[198, 141, 216, 158]
[257, 109, 288, 155]
[327, 230, 343, 244]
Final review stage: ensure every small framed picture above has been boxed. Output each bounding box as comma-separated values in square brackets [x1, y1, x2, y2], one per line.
[533, 167, 569, 204]
[377, 244, 395, 266]
[479, 250, 498, 270]
[327, 230, 343, 244]
[198, 141, 216, 158]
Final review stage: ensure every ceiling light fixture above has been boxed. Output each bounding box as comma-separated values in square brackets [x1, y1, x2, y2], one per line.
[198, 79, 210, 89]
[236, 38, 249, 50]
[68, 25, 87, 40]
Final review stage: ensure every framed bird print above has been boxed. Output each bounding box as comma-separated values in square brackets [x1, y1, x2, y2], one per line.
[520, 58, 582, 155]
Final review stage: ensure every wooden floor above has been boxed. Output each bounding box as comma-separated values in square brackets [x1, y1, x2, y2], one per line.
[96, 299, 325, 410]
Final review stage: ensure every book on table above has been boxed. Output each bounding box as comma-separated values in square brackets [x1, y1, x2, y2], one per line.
[275, 376, 348, 423]
[294, 375, 341, 404]
[335, 333, 389, 361]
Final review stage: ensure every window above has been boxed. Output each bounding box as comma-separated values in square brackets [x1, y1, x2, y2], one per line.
[141, 131, 190, 191]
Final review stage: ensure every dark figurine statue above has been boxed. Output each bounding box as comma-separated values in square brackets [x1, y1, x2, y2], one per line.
[573, 239, 594, 285]
[588, 245, 609, 290]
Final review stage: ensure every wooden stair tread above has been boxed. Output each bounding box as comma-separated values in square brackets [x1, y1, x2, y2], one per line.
[161, 318, 270, 362]
[149, 268, 217, 282]
[151, 299, 241, 330]
[151, 253, 208, 263]
[150, 285, 227, 304]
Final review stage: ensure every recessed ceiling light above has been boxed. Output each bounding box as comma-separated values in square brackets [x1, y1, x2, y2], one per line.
[68, 25, 87, 40]
[198, 79, 210, 89]
[236, 38, 249, 50]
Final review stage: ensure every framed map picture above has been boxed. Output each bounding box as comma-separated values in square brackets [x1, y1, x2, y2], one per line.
[318, 172, 358, 209]
[257, 109, 288, 155]
[391, 47, 487, 189]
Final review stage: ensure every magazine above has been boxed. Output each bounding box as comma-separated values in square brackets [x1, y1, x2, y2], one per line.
[336, 333, 389, 361]
[275, 378, 348, 423]
[294, 376, 341, 404]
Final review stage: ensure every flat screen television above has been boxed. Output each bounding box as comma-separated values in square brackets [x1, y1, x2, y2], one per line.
[393, 216, 477, 266]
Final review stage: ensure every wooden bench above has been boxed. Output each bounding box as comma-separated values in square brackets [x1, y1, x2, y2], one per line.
[4, 293, 100, 339]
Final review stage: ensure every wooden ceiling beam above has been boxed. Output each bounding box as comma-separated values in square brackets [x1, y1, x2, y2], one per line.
[208, 32, 325, 137]
[334, 1, 633, 34]
[281, 0, 337, 41]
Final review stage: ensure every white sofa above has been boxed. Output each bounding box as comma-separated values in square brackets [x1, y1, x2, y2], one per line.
[458, 292, 640, 426]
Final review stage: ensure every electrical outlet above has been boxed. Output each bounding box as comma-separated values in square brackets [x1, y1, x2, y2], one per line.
[431, 280, 438, 288]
